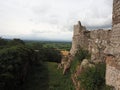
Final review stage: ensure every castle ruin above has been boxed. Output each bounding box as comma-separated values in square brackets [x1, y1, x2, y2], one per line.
[70, 0, 120, 89]
[70, 21, 111, 62]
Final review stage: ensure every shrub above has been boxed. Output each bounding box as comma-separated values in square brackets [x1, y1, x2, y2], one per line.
[78, 63, 106, 90]
[75, 48, 91, 63]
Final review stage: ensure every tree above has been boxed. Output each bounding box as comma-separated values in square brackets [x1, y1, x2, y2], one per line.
[0, 37, 7, 46]
[8, 38, 25, 46]
[44, 48, 62, 63]
[0, 45, 35, 89]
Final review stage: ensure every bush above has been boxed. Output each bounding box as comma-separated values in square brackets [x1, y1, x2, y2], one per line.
[104, 85, 115, 90]
[75, 48, 91, 63]
[78, 63, 106, 90]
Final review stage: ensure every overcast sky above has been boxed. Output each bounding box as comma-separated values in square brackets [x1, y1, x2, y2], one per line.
[0, 0, 113, 41]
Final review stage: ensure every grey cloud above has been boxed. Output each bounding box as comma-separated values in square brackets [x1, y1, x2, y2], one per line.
[0, 0, 113, 41]
[32, 30, 46, 34]
[31, 5, 51, 15]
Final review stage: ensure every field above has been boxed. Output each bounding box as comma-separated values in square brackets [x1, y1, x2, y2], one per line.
[25, 41, 71, 51]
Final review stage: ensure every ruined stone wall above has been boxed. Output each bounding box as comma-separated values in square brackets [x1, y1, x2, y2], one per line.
[112, 0, 120, 26]
[70, 21, 89, 55]
[70, 0, 120, 89]
[90, 30, 111, 41]
[111, 0, 120, 46]
[106, 55, 120, 89]
[70, 21, 111, 62]
[105, 0, 120, 89]
[106, 65, 120, 89]
[89, 30, 111, 62]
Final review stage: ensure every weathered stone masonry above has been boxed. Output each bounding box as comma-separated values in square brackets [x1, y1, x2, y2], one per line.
[105, 0, 120, 89]
[111, 0, 120, 45]
[70, 21, 111, 62]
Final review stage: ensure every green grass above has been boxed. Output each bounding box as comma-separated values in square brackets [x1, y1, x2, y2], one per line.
[70, 59, 80, 74]
[22, 62, 75, 90]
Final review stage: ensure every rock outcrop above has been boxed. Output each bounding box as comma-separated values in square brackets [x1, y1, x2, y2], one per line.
[58, 51, 73, 74]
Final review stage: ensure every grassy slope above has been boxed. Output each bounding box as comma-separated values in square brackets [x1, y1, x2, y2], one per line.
[22, 62, 75, 90]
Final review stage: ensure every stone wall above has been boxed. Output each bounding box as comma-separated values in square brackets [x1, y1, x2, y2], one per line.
[70, 21, 111, 62]
[106, 65, 120, 89]
[105, 0, 120, 89]
[89, 30, 111, 62]
[111, 0, 120, 47]
[113, 0, 120, 25]
[70, 21, 89, 55]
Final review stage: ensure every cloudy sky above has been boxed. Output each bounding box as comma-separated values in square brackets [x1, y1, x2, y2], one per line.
[0, 0, 113, 41]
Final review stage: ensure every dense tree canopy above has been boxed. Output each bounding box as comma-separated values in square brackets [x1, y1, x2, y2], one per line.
[8, 38, 25, 46]
[0, 45, 35, 90]
[0, 38, 7, 46]
[0, 38, 62, 90]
